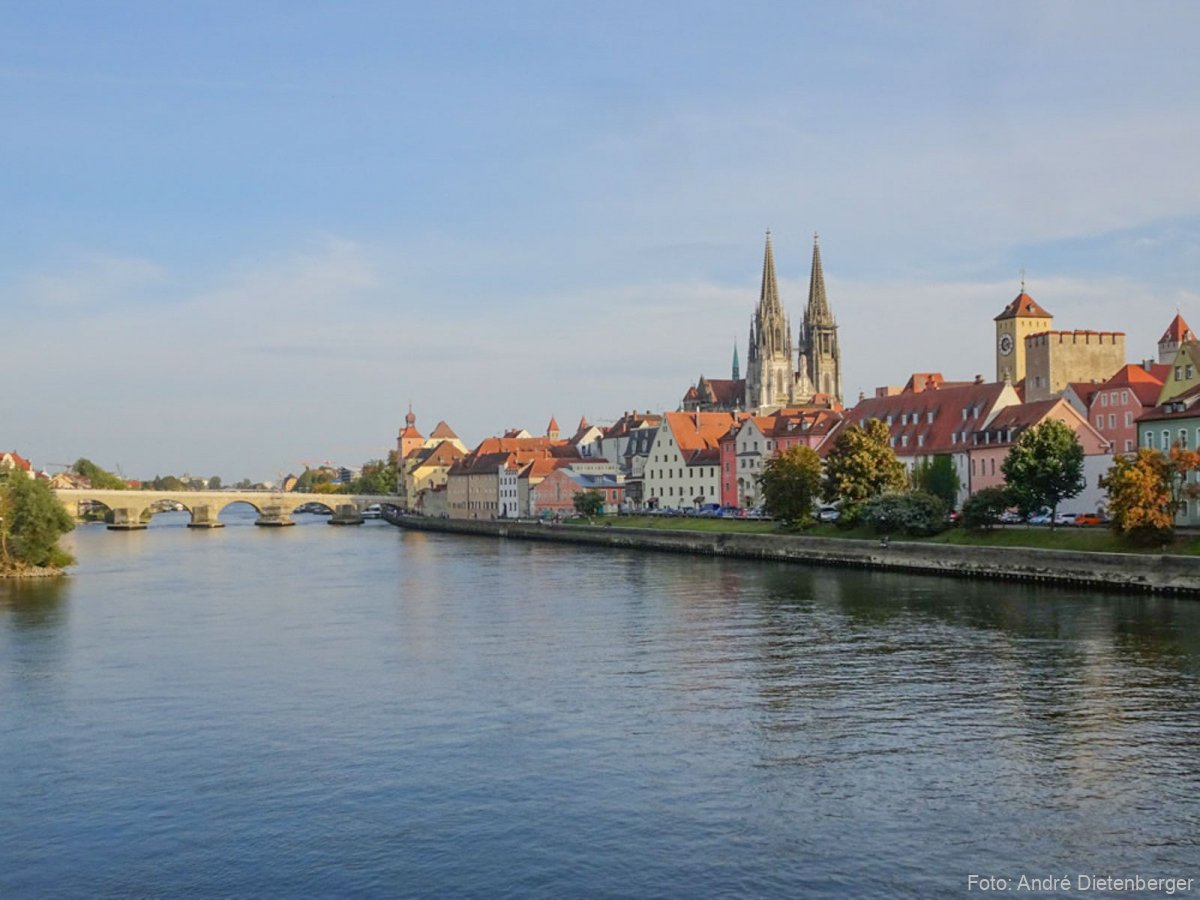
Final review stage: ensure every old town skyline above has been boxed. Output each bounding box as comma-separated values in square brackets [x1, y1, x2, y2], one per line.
[4, 3, 1200, 480]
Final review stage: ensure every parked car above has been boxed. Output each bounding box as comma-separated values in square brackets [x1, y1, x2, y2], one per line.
[1027, 512, 1052, 526]
[1073, 512, 1107, 527]
[815, 506, 840, 522]
[1053, 512, 1077, 526]
[997, 510, 1023, 525]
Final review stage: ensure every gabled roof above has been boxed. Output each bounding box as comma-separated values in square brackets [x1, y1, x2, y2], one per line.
[430, 420, 459, 440]
[603, 410, 662, 439]
[410, 440, 465, 468]
[1090, 364, 1165, 409]
[1160, 313, 1193, 344]
[994, 291, 1052, 321]
[832, 381, 1019, 456]
[971, 398, 1107, 452]
[1139, 381, 1200, 422]
[1, 451, 31, 470]
[663, 411, 739, 464]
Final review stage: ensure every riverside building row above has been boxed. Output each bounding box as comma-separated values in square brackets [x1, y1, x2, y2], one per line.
[376, 239, 1197, 523]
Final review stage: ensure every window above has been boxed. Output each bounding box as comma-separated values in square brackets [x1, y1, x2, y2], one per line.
[1164, 430, 1171, 449]
[1101, 393, 1108, 407]
[1181, 500, 1190, 519]
[1125, 440, 1133, 452]
[1109, 414, 1116, 429]
[1145, 432, 1154, 449]
[1181, 429, 1189, 449]
[1125, 412, 1133, 427]
[917, 435, 925, 447]
[901, 435, 909, 447]
[990, 458, 996, 475]
[1189, 365, 1195, 379]
[1122, 390, 1129, 404]
[1176, 366, 1183, 381]
[1096, 416, 1104, 428]
[886, 415, 893, 425]
[971, 458, 976, 475]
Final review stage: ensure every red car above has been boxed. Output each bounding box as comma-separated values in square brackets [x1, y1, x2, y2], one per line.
[1073, 512, 1107, 527]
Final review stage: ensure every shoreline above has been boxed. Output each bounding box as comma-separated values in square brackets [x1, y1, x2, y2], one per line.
[386, 515, 1200, 596]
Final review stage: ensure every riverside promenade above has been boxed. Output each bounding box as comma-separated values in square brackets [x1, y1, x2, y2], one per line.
[386, 514, 1200, 596]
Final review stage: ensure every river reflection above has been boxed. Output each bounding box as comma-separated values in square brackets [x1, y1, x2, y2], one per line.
[1, 523, 1198, 898]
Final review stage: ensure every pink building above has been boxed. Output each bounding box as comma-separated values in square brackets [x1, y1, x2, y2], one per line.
[1084, 363, 1168, 455]
[530, 468, 623, 517]
[967, 398, 1111, 512]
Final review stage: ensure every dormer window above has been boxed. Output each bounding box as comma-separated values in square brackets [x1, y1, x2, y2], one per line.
[926, 411, 934, 424]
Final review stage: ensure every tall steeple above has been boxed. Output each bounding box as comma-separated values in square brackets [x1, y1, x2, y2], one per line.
[800, 233, 842, 406]
[732, 341, 740, 381]
[806, 232, 832, 323]
[760, 230, 783, 317]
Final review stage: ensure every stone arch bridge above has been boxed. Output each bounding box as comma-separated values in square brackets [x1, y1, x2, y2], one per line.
[53, 489, 401, 529]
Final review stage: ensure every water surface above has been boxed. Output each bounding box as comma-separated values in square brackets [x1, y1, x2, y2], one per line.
[2, 510, 1198, 897]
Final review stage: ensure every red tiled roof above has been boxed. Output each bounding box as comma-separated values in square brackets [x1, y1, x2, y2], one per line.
[603, 411, 662, 439]
[2, 451, 31, 471]
[832, 381, 1019, 456]
[664, 411, 738, 463]
[994, 291, 1052, 321]
[1160, 313, 1193, 344]
[1090, 364, 1166, 409]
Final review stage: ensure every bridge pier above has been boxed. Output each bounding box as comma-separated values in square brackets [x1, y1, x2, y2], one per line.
[255, 504, 295, 527]
[107, 507, 148, 531]
[187, 505, 225, 529]
[329, 504, 365, 526]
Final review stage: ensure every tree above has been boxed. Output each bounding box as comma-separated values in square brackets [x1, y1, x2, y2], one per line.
[758, 445, 823, 526]
[1101, 449, 1175, 545]
[351, 458, 398, 495]
[1102, 445, 1200, 546]
[1001, 420, 1085, 526]
[912, 454, 961, 511]
[961, 486, 1013, 532]
[207, 476, 222, 490]
[573, 490, 605, 517]
[822, 419, 907, 519]
[0, 472, 75, 570]
[72, 458, 126, 490]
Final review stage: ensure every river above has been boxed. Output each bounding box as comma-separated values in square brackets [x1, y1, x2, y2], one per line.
[2, 508, 1198, 898]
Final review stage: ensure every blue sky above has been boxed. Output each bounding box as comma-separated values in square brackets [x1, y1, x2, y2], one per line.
[5, 2, 1200, 481]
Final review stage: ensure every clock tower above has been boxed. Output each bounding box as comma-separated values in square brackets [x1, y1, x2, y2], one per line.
[994, 287, 1053, 385]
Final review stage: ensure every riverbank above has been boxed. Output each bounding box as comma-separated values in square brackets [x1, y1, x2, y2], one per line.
[0, 563, 67, 579]
[386, 515, 1200, 595]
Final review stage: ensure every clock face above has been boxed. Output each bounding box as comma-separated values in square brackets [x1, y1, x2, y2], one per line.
[998, 333, 1014, 356]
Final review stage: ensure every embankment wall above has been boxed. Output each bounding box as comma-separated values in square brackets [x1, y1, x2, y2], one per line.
[390, 517, 1200, 595]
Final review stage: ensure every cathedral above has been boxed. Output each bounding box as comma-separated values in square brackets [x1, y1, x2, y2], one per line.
[686, 233, 842, 413]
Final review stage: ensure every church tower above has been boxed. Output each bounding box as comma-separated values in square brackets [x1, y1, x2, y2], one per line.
[798, 234, 841, 405]
[745, 232, 795, 411]
[994, 285, 1053, 384]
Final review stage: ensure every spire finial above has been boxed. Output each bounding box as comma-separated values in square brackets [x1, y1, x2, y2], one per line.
[1020, 267, 1026, 293]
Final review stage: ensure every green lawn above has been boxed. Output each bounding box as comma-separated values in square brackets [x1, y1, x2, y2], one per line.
[571, 515, 1200, 555]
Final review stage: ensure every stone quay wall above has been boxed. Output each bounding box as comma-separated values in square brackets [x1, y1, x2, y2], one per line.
[388, 516, 1200, 596]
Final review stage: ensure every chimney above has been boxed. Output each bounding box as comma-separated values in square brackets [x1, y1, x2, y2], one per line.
[974, 374, 984, 384]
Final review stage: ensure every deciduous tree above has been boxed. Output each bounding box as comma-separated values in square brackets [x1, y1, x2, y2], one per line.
[821, 419, 907, 518]
[0, 472, 75, 570]
[912, 454, 961, 511]
[1001, 420, 1085, 526]
[759, 445, 823, 526]
[1101, 449, 1174, 545]
[573, 490, 605, 517]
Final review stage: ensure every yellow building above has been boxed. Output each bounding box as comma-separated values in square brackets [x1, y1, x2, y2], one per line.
[1023, 330, 1125, 402]
[994, 291, 1053, 385]
[1157, 340, 1200, 404]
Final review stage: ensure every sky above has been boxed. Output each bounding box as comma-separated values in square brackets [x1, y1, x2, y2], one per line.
[5, 1, 1200, 482]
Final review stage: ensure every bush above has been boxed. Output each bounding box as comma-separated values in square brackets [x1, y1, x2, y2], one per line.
[862, 491, 948, 537]
[961, 487, 1012, 532]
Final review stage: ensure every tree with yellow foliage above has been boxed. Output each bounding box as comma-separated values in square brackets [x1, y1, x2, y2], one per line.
[1101, 445, 1200, 546]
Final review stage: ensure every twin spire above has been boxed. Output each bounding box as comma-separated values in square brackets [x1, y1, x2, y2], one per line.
[759, 230, 831, 323]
